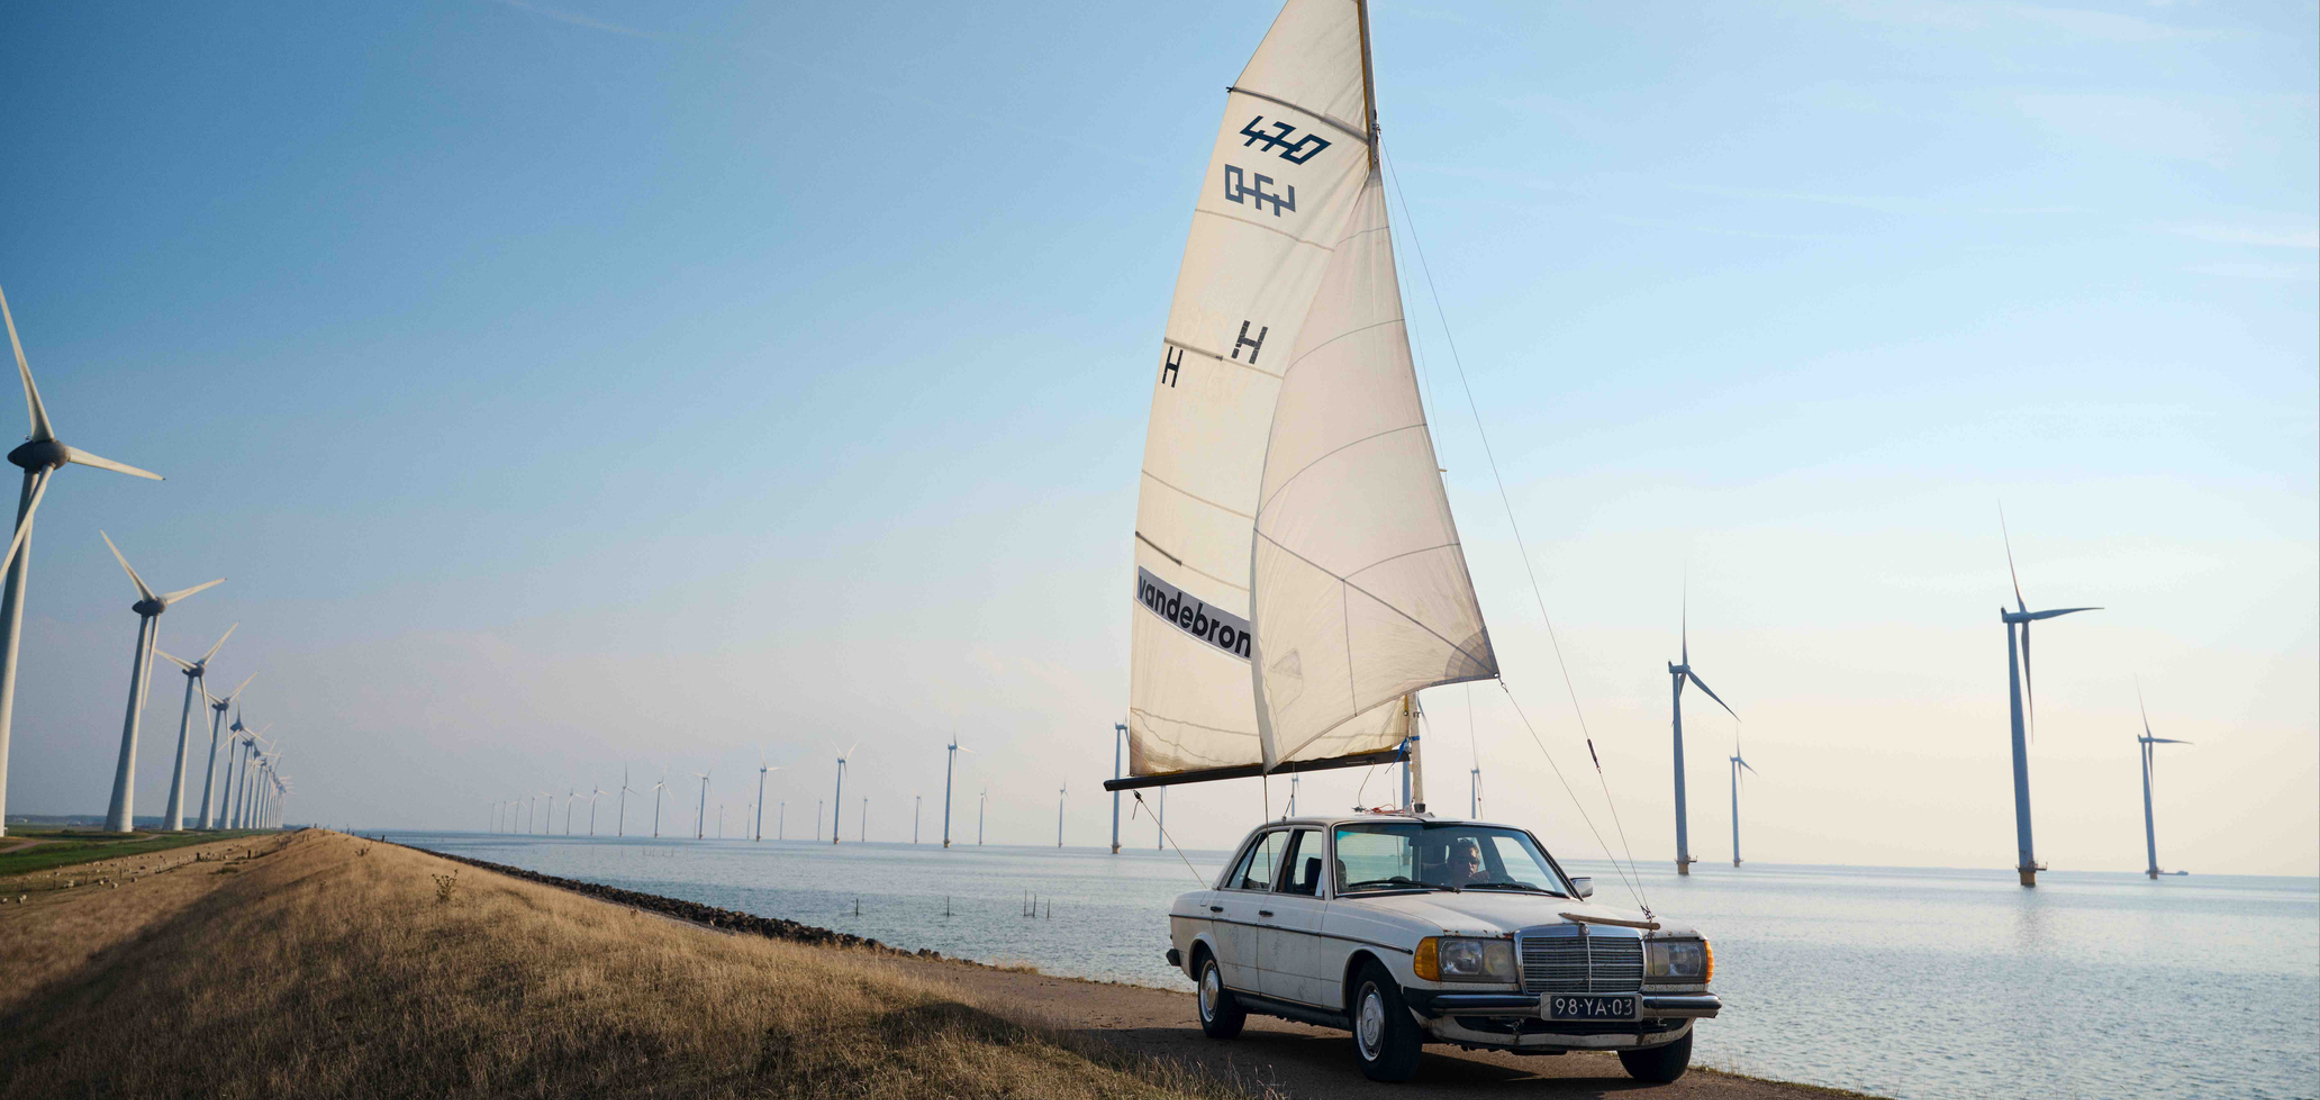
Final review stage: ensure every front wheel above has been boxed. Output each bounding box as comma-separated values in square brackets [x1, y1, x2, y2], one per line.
[1350, 961, 1423, 1082]
[1618, 1030, 1693, 1083]
[1195, 952, 1245, 1039]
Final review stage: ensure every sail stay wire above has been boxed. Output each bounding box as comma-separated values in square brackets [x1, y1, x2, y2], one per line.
[1380, 142, 1653, 917]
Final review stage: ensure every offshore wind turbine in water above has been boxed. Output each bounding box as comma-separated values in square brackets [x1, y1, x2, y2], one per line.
[1668, 596, 1739, 875]
[942, 732, 972, 848]
[98, 532, 223, 833]
[2000, 516, 2099, 887]
[831, 744, 856, 844]
[692, 770, 711, 839]
[0, 287, 166, 837]
[1729, 732, 1758, 867]
[2136, 682, 2192, 879]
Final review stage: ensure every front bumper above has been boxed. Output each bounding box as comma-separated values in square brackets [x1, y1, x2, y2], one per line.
[1404, 989, 1721, 1020]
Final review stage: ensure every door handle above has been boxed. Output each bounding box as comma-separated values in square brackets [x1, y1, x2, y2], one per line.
[1209, 905, 1224, 913]
[1259, 909, 1275, 918]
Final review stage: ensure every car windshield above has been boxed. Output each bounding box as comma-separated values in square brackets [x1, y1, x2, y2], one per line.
[1334, 822, 1574, 896]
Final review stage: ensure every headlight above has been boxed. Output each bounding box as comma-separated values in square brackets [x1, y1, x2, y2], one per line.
[1414, 936, 1517, 983]
[1645, 938, 1712, 983]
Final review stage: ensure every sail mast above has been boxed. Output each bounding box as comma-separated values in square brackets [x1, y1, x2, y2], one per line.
[1356, 0, 1379, 171]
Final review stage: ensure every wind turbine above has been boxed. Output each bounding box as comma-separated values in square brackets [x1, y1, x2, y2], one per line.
[232, 726, 272, 828]
[542, 791, 557, 836]
[221, 710, 255, 828]
[152, 625, 236, 831]
[651, 772, 667, 838]
[564, 788, 579, 835]
[1729, 731, 1757, 868]
[1288, 773, 1299, 817]
[942, 732, 973, 848]
[588, 787, 605, 835]
[1110, 721, 1126, 854]
[617, 767, 638, 836]
[197, 674, 253, 829]
[1667, 593, 1739, 875]
[831, 744, 856, 844]
[2136, 681, 2192, 879]
[858, 796, 867, 843]
[0, 287, 165, 838]
[693, 770, 712, 839]
[98, 532, 223, 832]
[815, 799, 823, 842]
[913, 794, 921, 844]
[1056, 782, 1066, 848]
[978, 788, 986, 845]
[754, 750, 779, 842]
[777, 799, 785, 840]
[2000, 515, 2099, 887]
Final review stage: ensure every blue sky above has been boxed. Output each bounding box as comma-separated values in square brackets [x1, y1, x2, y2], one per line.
[0, 1, 2311, 873]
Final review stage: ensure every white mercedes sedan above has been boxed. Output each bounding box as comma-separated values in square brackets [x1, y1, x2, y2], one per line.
[1164, 813, 1720, 1083]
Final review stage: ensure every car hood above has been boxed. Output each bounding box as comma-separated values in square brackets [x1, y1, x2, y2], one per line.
[1343, 890, 1694, 937]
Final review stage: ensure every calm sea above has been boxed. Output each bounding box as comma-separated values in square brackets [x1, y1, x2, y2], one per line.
[387, 830, 2319, 1100]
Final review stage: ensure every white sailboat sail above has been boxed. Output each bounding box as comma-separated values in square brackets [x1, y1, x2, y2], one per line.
[1250, 176, 1498, 769]
[1127, 0, 1401, 779]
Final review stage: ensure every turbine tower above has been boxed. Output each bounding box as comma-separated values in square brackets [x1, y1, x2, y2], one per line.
[754, 750, 778, 842]
[1729, 733, 1757, 867]
[565, 788, 580, 834]
[1110, 721, 1125, 854]
[588, 787, 604, 835]
[831, 743, 855, 844]
[0, 287, 165, 837]
[977, 788, 986, 845]
[197, 674, 254, 829]
[913, 794, 921, 844]
[99, 532, 223, 833]
[2000, 516, 2099, 887]
[1056, 782, 1066, 848]
[942, 732, 972, 848]
[693, 770, 711, 839]
[651, 773, 667, 837]
[617, 767, 638, 836]
[1667, 596, 1739, 875]
[153, 625, 236, 831]
[2136, 682, 2191, 879]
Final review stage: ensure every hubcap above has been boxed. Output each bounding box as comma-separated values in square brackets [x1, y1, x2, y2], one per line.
[1357, 985, 1386, 1057]
[1200, 965, 1220, 1020]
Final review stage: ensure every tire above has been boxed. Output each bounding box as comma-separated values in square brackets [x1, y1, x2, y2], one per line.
[1349, 960, 1423, 1082]
[1194, 951, 1246, 1039]
[1618, 1030, 1693, 1084]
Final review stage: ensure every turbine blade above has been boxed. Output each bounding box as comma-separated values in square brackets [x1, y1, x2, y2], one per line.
[1, 469, 50, 575]
[2024, 606, 2100, 622]
[153, 647, 195, 672]
[1685, 671, 1739, 721]
[162, 578, 225, 605]
[2151, 738, 2193, 745]
[99, 531, 158, 603]
[1740, 758, 1758, 776]
[198, 623, 238, 663]
[64, 447, 162, 481]
[0, 286, 54, 444]
[2000, 505, 2026, 614]
[1680, 579, 1689, 666]
[227, 672, 256, 701]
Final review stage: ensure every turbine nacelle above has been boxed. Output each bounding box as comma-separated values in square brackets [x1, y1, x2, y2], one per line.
[6, 438, 67, 471]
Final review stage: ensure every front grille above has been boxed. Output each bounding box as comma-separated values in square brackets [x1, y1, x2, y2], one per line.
[1518, 930, 1643, 994]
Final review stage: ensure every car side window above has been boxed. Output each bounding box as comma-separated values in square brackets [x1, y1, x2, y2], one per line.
[1277, 829, 1325, 896]
[1234, 830, 1287, 891]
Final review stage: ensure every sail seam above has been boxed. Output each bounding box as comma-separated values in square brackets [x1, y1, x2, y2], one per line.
[1191, 208, 1342, 254]
[1342, 540, 1462, 583]
[1224, 86, 1371, 143]
[1255, 532, 1497, 674]
[1139, 470, 1256, 522]
[1281, 316, 1403, 374]
[1255, 421, 1424, 516]
[1133, 531, 1183, 566]
[1161, 336, 1285, 381]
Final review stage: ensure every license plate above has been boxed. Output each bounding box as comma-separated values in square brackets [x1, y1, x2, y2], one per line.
[1546, 994, 1635, 1020]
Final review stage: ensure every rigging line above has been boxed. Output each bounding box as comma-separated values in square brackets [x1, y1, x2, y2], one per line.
[1498, 681, 1650, 916]
[1132, 791, 1210, 886]
[1381, 141, 1652, 917]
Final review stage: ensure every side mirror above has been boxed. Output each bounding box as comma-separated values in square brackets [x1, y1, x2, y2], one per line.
[1569, 876, 1593, 899]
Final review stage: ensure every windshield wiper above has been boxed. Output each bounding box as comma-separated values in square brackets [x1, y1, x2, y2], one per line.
[1344, 876, 1458, 893]
[1461, 882, 1563, 895]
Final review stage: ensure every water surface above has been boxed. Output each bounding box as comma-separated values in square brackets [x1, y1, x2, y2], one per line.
[390, 830, 2319, 1100]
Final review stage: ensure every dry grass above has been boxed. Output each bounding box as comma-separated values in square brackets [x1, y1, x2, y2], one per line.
[0, 830, 1243, 1100]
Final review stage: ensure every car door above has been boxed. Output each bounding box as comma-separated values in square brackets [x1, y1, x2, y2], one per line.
[1258, 827, 1330, 1005]
[1213, 830, 1284, 993]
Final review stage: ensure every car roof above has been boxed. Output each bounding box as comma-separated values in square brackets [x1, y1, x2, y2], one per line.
[1252, 813, 1513, 830]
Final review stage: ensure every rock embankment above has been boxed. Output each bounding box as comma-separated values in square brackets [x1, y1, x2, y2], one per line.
[412, 846, 963, 962]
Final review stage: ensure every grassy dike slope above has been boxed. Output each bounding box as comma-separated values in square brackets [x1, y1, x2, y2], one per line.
[0, 829, 1234, 1100]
